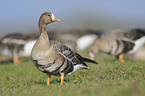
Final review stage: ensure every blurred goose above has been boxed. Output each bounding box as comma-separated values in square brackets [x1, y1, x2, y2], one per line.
[89, 29, 145, 62]
[126, 44, 145, 61]
[48, 29, 102, 51]
[31, 12, 98, 85]
[76, 30, 103, 51]
[0, 33, 38, 64]
[119, 29, 145, 54]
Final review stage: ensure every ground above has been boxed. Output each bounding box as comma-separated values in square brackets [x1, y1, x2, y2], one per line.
[0, 51, 145, 96]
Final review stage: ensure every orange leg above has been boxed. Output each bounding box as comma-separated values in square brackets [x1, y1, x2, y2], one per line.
[119, 54, 125, 62]
[47, 75, 51, 85]
[90, 56, 94, 60]
[60, 75, 64, 86]
[89, 53, 95, 60]
[13, 57, 21, 64]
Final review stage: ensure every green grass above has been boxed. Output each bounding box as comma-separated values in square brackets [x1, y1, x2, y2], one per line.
[0, 51, 145, 96]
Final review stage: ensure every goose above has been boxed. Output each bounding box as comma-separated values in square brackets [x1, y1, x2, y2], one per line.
[125, 45, 145, 61]
[31, 12, 98, 85]
[0, 33, 38, 64]
[115, 29, 145, 54]
[76, 34, 98, 51]
[89, 29, 145, 62]
[48, 29, 102, 51]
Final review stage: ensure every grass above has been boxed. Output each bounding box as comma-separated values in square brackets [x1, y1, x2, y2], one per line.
[0, 51, 145, 96]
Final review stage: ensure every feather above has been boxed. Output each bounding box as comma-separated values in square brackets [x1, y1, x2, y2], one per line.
[75, 53, 98, 64]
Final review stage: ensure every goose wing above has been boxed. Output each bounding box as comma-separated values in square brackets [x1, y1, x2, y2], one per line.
[50, 41, 89, 67]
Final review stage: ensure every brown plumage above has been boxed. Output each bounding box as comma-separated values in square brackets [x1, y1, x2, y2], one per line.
[89, 29, 145, 62]
[31, 12, 98, 85]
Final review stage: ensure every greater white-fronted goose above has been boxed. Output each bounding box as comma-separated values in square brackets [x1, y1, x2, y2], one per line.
[89, 29, 145, 62]
[31, 12, 98, 85]
[0, 33, 38, 64]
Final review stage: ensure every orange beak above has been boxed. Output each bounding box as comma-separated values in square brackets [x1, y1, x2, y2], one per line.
[52, 17, 60, 22]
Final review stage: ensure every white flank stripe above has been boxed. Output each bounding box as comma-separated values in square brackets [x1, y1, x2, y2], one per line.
[2, 38, 26, 44]
[66, 65, 89, 76]
[128, 36, 145, 54]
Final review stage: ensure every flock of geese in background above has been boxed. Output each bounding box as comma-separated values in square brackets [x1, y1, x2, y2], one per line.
[0, 12, 145, 85]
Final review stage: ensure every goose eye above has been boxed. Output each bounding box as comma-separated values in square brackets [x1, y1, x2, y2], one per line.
[48, 15, 50, 16]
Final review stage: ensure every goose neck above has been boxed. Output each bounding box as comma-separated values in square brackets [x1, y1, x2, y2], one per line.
[38, 24, 50, 43]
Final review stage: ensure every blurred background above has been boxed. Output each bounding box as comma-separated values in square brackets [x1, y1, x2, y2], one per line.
[1, 0, 145, 37]
[0, 0, 145, 63]
[1, 1, 145, 95]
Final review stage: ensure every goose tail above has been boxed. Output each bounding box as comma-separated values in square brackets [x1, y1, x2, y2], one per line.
[83, 57, 98, 64]
[75, 53, 98, 64]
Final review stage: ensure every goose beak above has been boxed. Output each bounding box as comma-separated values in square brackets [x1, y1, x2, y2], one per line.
[52, 17, 60, 22]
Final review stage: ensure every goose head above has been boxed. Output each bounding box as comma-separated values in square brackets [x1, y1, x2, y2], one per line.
[39, 12, 60, 28]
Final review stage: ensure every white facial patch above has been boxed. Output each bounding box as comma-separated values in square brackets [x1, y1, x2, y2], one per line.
[51, 13, 55, 20]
